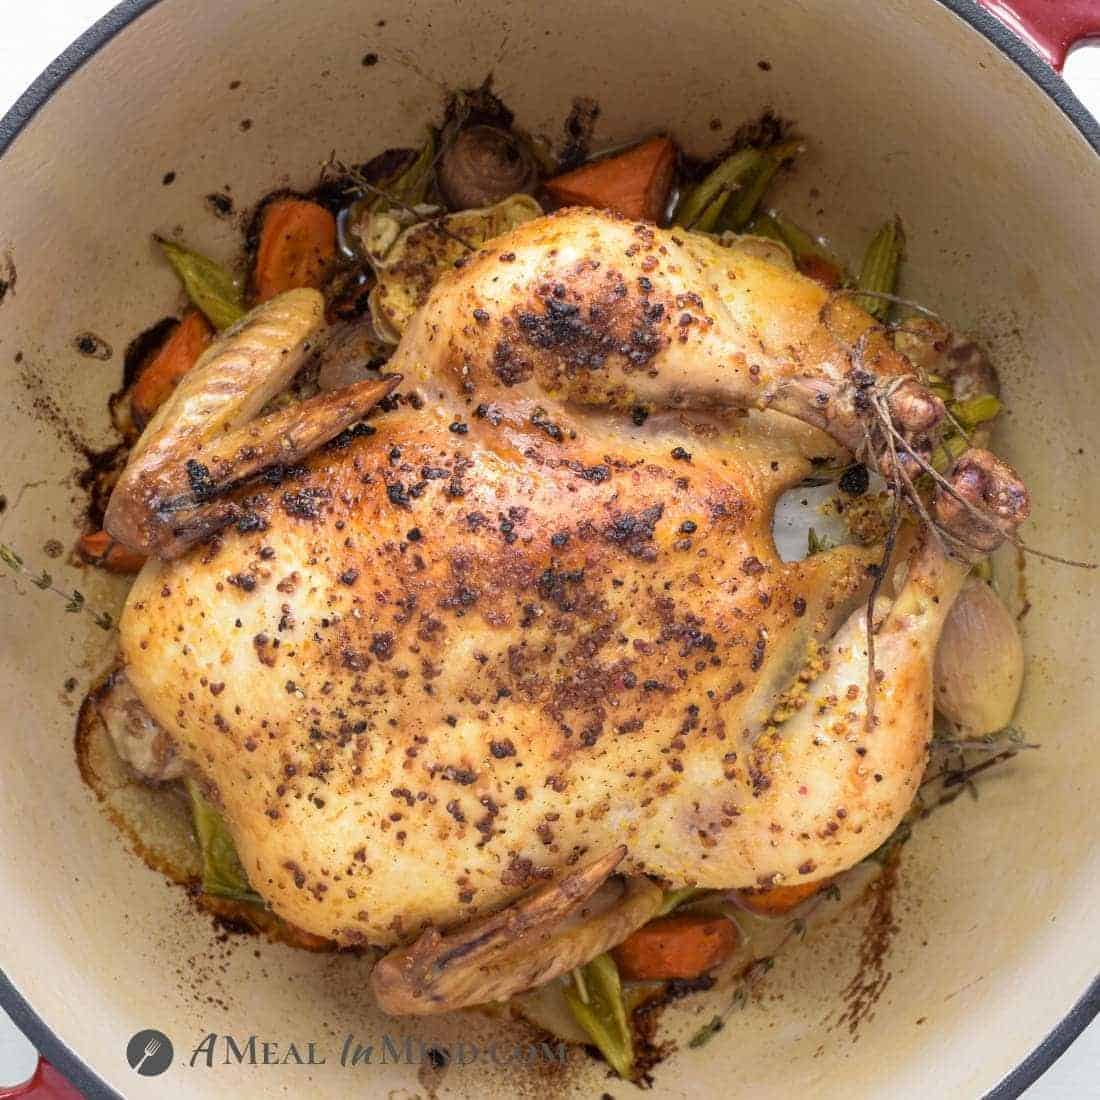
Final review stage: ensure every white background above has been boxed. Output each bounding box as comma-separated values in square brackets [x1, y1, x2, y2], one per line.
[0, 2, 1097, 1095]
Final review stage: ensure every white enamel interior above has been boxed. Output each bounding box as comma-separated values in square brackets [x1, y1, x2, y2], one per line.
[1, 0, 1098, 1096]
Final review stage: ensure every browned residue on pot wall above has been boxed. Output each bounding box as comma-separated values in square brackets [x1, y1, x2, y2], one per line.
[0, 251, 15, 306]
[837, 856, 900, 1034]
[557, 97, 601, 172]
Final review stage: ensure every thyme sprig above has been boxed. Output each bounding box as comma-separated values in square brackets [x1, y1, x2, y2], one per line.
[689, 957, 775, 1049]
[867, 726, 1031, 863]
[321, 154, 476, 254]
[0, 542, 115, 630]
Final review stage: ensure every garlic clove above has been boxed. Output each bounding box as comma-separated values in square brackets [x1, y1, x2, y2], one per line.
[934, 578, 1023, 735]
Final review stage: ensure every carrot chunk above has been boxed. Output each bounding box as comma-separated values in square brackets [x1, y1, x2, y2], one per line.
[796, 254, 845, 289]
[278, 921, 335, 951]
[254, 198, 337, 302]
[130, 310, 213, 430]
[544, 137, 677, 223]
[76, 529, 146, 574]
[612, 914, 738, 981]
[736, 877, 833, 916]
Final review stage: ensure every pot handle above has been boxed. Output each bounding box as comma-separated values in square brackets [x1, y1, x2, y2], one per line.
[976, 0, 1100, 70]
[0, 1059, 83, 1100]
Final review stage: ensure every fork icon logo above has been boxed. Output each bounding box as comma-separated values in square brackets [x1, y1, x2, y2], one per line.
[126, 1030, 174, 1076]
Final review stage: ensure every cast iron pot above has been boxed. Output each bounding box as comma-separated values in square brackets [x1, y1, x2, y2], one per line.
[1, 1, 1099, 1096]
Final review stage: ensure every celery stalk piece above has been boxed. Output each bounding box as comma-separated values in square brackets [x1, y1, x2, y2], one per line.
[714, 158, 775, 234]
[807, 527, 835, 556]
[854, 216, 905, 321]
[765, 210, 848, 284]
[768, 210, 828, 259]
[692, 189, 731, 233]
[744, 211, 787, 243]
[156, 238, 245, 331]
[926, 376, 954, 402]
[186, 778, 263, 904]
[564, 954, 634, 1079]
[673, 148, 764, 230]
[952, 394, 1002, 429]
[716, 141, 801, 233]
[931, 433, 968, 472]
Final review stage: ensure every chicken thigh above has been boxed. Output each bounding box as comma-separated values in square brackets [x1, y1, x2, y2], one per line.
[111, 209, 1028, 1009]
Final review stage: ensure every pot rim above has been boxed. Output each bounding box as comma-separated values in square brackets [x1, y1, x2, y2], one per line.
[0, 1, 1096, 1096]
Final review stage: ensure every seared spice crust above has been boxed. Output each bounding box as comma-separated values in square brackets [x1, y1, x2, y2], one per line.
[124, 394, 875, 944]
[119, 210, 1007, 947]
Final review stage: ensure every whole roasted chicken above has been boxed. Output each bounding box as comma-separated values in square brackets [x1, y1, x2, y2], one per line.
[104, 209, 1028, 1013]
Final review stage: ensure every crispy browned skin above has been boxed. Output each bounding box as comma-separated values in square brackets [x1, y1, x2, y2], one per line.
[119, 210, 1025, 949]
[104, 291, 400, 559]
[122, 396, 875, 943]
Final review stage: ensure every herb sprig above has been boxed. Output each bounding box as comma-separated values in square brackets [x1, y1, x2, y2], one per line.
[1, 542, 115, 630]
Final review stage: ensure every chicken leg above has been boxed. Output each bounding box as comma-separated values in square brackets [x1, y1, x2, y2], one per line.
[390, 208, 944, 464]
